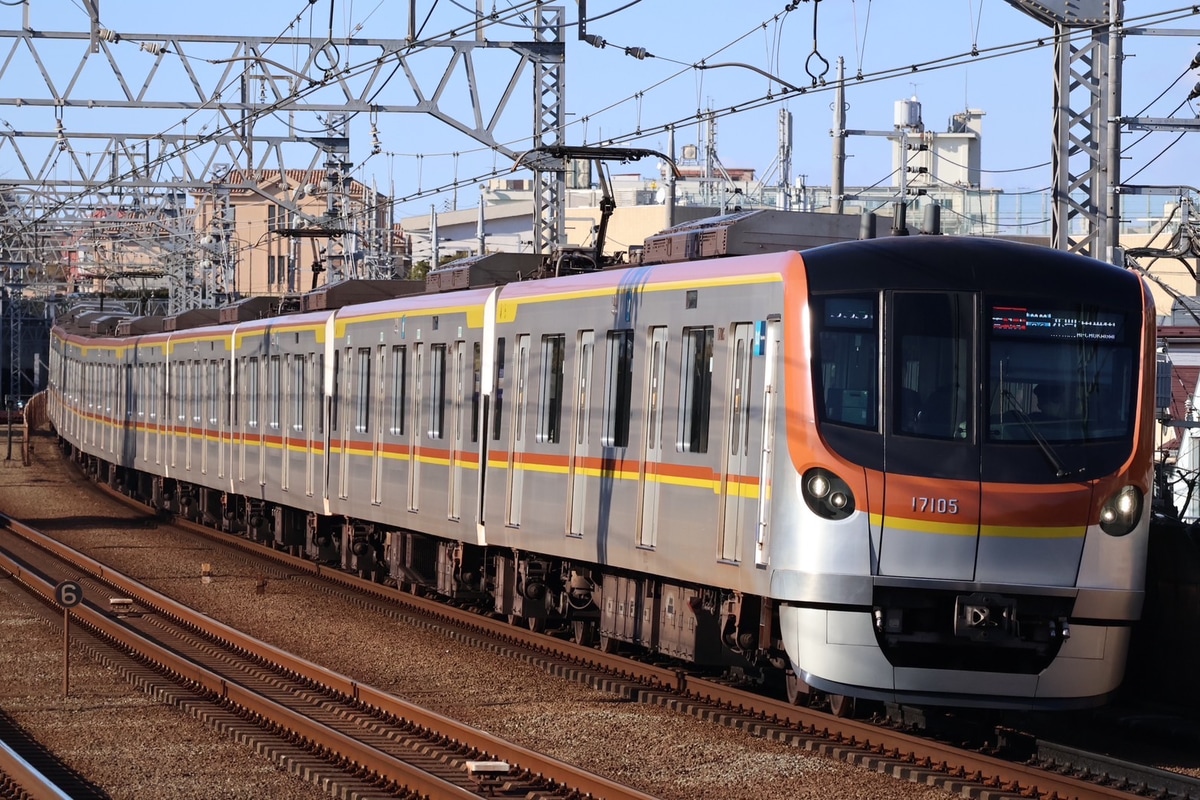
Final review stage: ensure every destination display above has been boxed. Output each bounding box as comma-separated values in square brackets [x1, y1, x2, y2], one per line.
[991, 305, 1123, 341]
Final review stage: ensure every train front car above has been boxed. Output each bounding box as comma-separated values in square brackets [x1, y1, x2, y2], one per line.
[772, 236, 1155, 710]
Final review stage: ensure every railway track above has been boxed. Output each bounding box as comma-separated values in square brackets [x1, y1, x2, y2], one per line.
[0, 512, 658, 800]
[73, 475, 1200, 800]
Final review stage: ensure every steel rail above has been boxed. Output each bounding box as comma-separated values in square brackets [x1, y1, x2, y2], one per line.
[0, 511, 660, 800]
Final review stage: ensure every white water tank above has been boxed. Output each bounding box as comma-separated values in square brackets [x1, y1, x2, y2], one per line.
[894, 96, 922, 130]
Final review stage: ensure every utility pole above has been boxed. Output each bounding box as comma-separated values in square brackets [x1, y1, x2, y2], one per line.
[831, 58, 847, 215]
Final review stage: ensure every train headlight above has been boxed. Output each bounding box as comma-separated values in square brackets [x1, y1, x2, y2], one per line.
[1099, 485, 1142, 537]
[802, 468, 855, 520]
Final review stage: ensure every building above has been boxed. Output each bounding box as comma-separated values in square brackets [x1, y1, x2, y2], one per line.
[189, 168, 395, 297]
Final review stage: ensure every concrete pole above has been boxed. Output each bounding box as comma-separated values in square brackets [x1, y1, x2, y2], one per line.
[831, 58, 846, 214]
[477, 185, 486, 256]
[431, 204, 439, 267]
[1105, 0, 1124, 265]
[667, 126, 676, 227]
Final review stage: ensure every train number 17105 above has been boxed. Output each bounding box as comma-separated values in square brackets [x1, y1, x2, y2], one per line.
[912, 497, 959, 514]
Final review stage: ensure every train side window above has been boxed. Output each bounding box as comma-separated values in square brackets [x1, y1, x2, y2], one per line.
[390, 345, 407, 436]
[602, 330, 634, 447]
[677, 326, 714, 453]
[538, 334, 566, 444]
[355, 347, 371, 433]
[812, 294, 879, 430]
[429, 343, 447, 439]
[270, 355, 282, 430]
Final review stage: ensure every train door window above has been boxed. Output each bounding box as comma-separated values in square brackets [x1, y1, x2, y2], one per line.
[812, 294, 879, 430]
[192, 361, 202, 426]
[602, 330, 634, 447]
[227, 358, 236, 427]
[247, 357, 260, 428]
[293, 355, 306, 433]
[136, 364, 145, 421]
[207, 360, 219, 425]
[390, 345, 406, 435]
[158, 364, 167, 427]
[355, 347, 371, 433]
[268, 355, 281, 429]
[677, 326, 714, 453]
[471, 342, 481, 443]
[331, 351, 343, 432]
[537, 334, 566, 444]
[429, 343, 446, 439]
[576, 331, 594, 446]
[315, 353, 325, 435]
[179, 364, 190, 424]
[894, 292, 974, 440]
[148, 363, 158, 423]
[492, 337, 506, 441]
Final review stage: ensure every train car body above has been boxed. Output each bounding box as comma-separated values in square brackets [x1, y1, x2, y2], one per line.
[47, 236, 1156, 709]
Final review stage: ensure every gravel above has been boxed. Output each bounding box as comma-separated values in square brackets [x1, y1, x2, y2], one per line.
[0, 439, 961, 800]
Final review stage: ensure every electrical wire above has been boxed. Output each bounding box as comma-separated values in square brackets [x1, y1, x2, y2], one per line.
[4, 0, 548, 238]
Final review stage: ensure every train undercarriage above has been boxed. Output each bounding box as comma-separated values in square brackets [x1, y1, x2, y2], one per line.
[74, 445, 796, 694]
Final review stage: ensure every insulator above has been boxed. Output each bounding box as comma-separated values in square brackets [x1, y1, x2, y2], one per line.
[139, 41, 167, 56]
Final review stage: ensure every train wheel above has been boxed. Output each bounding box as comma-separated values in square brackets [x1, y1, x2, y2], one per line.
[785, 670, 807, 706]
[828, 694, 855, 718]
[598, 633, 618, 654]
[527, 616, 546, 633]
[572, 620, 595, 646]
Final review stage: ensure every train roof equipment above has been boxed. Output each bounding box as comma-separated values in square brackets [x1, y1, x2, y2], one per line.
[640, 209, 866, 266]
[300, 278, 426, 312]
[426, 252, 542, 293]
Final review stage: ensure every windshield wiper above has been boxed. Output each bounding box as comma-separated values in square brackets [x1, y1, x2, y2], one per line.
[1001, 390, 1079, 478]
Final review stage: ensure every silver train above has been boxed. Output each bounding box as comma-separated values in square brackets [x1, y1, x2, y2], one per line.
[47, 235, 1158, 710]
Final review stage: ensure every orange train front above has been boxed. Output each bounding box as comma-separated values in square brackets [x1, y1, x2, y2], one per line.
[771, 237, 1155, 708]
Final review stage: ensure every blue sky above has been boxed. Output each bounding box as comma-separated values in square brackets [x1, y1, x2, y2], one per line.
[2, 1, 1198, 219]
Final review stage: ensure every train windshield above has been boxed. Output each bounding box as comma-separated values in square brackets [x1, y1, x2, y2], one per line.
[812, 292, 1137, 445]
[986, 299, 1136, 443]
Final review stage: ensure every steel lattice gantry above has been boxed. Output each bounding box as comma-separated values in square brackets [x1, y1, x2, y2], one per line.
[1005, 0, 1123, 263]
[0, 4, 566, 308]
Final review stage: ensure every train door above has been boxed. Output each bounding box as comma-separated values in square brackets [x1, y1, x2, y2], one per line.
[567, 330, 594, 536]
[448, 340, 466, 520]
[880, 291, 980, 580]
[637, 326, 668, 548]
[384, 345, 405, 505]
[185, 360, 196, 472]
[371, 345, 385, 505]
[171, 361, 182, 469]
[408, 342, 424, 511]
[281, 354, 291, 492]
[719, 323, 755, 561]
[339, 347, 357, 500]
[505, 334, 530, 526]
[155, 362, 166, 467]
[755, 318, 781, 567]
[299, 354, 313, 497]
